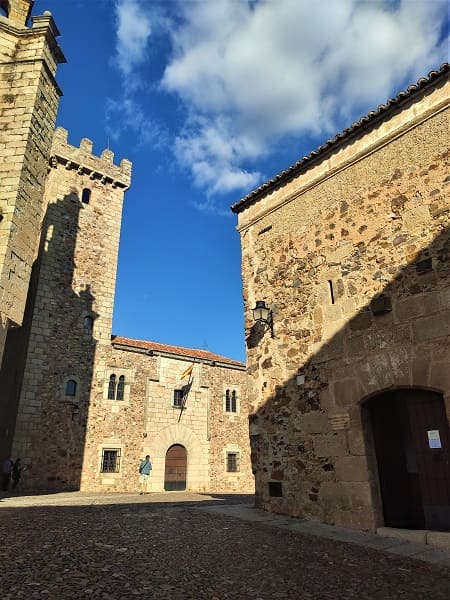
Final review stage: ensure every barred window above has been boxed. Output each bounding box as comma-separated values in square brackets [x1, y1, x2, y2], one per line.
[116, 375, 125, 401]
[107, 374, 116, 400]
[225, 389, 237, 413]
[65, 379, 77, 397]
[173, 389, 184, 408]
[101, 448, 121, 473]
[226, 452, 239, 472]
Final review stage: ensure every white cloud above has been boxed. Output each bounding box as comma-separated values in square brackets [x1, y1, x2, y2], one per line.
[114, 0, 152, 80]
[161, 0, 448, 198]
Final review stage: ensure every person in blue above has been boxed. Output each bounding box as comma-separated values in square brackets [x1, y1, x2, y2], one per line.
[139, 454, 152, 495]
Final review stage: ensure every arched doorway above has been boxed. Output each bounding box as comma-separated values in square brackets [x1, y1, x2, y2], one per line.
[367, 389, 450, 531]
[164, 444, 187, 491]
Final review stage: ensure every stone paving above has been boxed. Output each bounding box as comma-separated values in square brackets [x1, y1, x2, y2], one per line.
[0, 491, 449, 599]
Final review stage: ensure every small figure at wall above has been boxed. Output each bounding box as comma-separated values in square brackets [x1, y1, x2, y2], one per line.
[1, 457, 14, 491]
[139, 454, 152, 495]
[11, 458, 23, 490]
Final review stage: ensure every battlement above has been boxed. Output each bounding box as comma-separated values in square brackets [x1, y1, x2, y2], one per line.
[50, 127, 132, 189]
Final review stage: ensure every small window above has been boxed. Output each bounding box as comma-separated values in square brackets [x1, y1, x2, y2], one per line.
[0, 2, 9, 18]
[65, 379, 77, 397]
[269, 481, 283, 497]
[225, 389, 237, 413]
[226, 452, 239, 472]
[173, 389, 184, 408]
[107, 374, 116, 400]
[83, 315, 93, 330]
[116, 375, 125, 401]
[81, 188, 91, 204]
[101, 448, 121, 473]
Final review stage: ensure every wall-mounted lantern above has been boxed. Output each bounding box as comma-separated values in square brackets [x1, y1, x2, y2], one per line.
[252, 301, 274, 338]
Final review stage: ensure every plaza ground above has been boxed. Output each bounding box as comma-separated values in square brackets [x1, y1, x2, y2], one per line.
[0, 491, 449, 599]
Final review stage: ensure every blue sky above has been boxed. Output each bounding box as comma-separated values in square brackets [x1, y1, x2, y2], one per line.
[34, 0, 448, 362]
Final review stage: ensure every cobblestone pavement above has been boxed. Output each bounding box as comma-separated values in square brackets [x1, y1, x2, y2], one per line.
[1, 492, 449, 599]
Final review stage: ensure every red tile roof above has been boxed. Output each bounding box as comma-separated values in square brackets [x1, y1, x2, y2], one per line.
[111, 335, 246, 368]
[231, 63, 449, 214]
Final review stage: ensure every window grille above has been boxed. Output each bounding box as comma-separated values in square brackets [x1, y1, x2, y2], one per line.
[65, 379, 77, 397]
[107, 374, 116, 400]
[226, 452, 239, 472]
[101, 448, 121, 473]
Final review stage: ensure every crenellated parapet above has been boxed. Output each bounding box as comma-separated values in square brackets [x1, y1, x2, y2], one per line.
[49, 127, 132, 190]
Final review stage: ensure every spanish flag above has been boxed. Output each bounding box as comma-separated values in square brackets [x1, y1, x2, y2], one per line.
[180, 364, 194, 379]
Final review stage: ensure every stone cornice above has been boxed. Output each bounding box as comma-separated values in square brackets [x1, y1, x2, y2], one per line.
[232, 64, 449, 218]
[49, 154, 130, 190]
[234, 74, 449, 232]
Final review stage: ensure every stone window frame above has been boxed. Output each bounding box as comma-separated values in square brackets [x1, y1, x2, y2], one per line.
[103, 368, 133, 405]
[61, 375, 81, 403]
[97, 441, 123, 480]
[223, 445, 242, 475]
[222, 384, 241, 415]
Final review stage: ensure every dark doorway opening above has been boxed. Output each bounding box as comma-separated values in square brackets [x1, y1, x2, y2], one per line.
[164, 444, 187, 491]
[367, 389, 450, 531]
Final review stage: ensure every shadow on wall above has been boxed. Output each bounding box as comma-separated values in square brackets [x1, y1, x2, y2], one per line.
[247, 225, 450, 532]
[0, 191, 98, 491]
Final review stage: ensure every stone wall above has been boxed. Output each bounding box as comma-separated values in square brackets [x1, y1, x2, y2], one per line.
[0, 6, 64, 364]
[234, 70, 449, 530]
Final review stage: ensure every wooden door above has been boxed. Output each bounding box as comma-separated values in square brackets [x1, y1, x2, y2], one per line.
[369, 392, 424, 529]
[407, 390, 450, 531]
[164, 444, 187, 491]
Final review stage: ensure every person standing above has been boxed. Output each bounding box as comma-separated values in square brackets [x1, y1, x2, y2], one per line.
[1, 458, 14, 491]
[11, 458, 23, 490]
[139, 455, 152, 495]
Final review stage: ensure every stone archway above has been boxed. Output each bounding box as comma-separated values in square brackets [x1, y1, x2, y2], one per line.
[149, 424, 209, 492]
[366, 388, 450, 531]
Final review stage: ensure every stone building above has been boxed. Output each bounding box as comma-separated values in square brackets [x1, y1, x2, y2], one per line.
[0, 3, 253, 494]
[0, 1, 64, 365]
[232, 65, 449, 532]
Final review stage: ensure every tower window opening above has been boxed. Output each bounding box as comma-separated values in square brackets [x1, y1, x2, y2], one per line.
[65, 379, 77, 397]
[328, 280, 335, 305]
[0, 1, 10, 17]
[83, 315, 93, 331]
[81, 188, 91, 204]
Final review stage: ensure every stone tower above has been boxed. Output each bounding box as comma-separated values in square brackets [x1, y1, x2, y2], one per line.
[0, 1, 65, 363]
[5, 128, 131, 490]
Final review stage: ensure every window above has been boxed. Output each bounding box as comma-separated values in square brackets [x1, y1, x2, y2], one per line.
[116, 375, 125, 401]
[81, 188, 91, 204]
[65, 379, 77, 397]
[173, 389, 184, 408]
[83, 315, 93, 330]
[226, 452, 239, 472]
[225, 389, 237, 413]
[0, 2, 9, 18]
[105, 371, 129, 401]
[269, 481, 283, 497]
[107, 374, 116, 400]
[101, 449, 121, 473]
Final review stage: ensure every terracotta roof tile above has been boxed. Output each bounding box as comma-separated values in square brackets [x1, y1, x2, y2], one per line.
[111, 335, 246, 368]
[231, 63, 449, 214]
